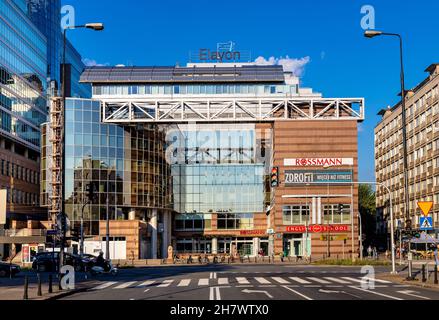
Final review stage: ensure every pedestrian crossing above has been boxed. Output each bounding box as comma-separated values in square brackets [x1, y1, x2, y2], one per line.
[92, 275, 396, 291]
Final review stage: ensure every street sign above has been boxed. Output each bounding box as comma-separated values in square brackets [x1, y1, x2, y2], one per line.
[47, 230, 59, 236]
[420, 217, 434, 231]
[417, 201, 433, 217]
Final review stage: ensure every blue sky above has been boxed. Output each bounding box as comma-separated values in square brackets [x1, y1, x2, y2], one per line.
[62, 0, 439, 182]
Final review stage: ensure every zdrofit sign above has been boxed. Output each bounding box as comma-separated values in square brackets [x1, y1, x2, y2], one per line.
[284, 158, 354, 167]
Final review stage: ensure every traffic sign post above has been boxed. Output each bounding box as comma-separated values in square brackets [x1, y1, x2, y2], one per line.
[420, 217, 434, 231]
[418, 201, 433, 217]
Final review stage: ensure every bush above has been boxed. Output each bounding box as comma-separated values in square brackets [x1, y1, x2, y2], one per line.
[312, 259, 391, 266]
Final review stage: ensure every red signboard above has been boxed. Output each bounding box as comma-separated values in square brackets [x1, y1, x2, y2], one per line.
[240, 230, 266, 236]
[286, 225, 349, 233]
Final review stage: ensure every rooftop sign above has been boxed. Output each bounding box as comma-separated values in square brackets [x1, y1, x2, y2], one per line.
[189, 42, 252, 63]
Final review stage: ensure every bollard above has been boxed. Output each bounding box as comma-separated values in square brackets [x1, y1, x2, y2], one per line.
[23, 276, 29, 300]
[407, 260, 413, 281]
[48, 274, 53, 293]
[434, 265, 438, 285]
[37, 273, 42, 297]
[422, 264, 427, 283]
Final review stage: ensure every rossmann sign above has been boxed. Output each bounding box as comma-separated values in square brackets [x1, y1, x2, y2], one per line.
[284, 158, 354, 167]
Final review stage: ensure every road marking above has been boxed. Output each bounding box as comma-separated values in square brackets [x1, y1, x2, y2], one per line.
[137, 280, 155, 287]
[272, 277, 290, 284]
[216, 287, 221, 300]
[144, 288, 150, 293]
[397, 290, 431, 300]
[213, 272, 217, 279]
[177, 279, 191, 287]
[363, 277, 392, 284]
[348, 286, 403, 300]
[242, 289, 273, 299]
[307, 277, 331, 284]
[198, 279, 209, 286]
[93, 281, 117, 290]
[282, 286, 313, 300]
[157, 280, 174, 287]
[209, 286, 223, 300]
[289, 277, 311, 284]
[341, 277, 363, 283]
[114, 281, 137, 289]
[236, 277, 250, 284]
[218, 278, 229, 285]
[323, 277, 351, 284]
[255, 277, 271, 284]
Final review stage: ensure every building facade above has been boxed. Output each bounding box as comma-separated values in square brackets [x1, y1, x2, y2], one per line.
[42, 62, 364, 260]
[375, 64, 439, 237]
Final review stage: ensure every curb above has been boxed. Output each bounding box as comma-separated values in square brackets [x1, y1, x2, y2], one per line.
[44, 286, 91, 300]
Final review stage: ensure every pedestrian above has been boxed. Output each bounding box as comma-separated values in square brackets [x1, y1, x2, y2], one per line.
[434, 245, 439, 266]
[373, 247, 378, 260]
[367, 245, 372, 258]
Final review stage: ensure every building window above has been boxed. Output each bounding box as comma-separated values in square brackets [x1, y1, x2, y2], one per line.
[217, 213, 253, 230]
[282, 205, 310, 225]
[323, 204, 351, 224]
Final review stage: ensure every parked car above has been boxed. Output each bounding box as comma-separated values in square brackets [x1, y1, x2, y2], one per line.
[0, 261, 21, 277]
[31, 252, 86, 272]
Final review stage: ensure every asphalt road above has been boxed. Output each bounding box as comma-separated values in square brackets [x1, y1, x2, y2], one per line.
[59, 264, 439, 301]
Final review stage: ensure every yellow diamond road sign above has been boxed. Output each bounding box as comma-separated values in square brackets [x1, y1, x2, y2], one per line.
[417, 201, 433, 217]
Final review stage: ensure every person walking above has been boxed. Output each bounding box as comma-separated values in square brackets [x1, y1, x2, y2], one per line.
[367, 245, 372, 258]
[373, 246, 378, 260]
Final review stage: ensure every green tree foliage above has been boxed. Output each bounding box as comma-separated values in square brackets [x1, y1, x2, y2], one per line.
[358, 184, 377, 248]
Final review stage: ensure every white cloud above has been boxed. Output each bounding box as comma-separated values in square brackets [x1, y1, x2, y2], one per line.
[82, 58, 109, 67]
[254, 55, 311, 77]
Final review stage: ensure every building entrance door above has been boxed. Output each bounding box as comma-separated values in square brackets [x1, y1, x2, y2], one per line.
[291, 239, 303, 257]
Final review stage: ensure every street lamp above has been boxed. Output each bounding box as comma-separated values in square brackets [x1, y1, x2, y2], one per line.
[59, 22, 104, 274]
[364, 30, 411, 232]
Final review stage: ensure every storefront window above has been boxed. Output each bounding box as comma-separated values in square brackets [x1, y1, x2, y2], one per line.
[282, 205, 311, 225]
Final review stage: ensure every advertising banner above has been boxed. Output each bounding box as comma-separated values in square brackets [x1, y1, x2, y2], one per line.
[284, 170, 353, 186]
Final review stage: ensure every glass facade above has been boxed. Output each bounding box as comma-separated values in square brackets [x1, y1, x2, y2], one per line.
[168, 123, 271, 231]
[41, 98, 172, 235]
[26, 0, 91, 98]
[93, 83, 298, 97]
[0, 0, 47, 148]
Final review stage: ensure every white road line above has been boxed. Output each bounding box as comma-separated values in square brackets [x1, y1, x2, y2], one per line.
[137, 280, 155, 287]
[216, 287, 221, 300]
[198, 279, 209, 286]
[307, 277, 331, 284]
[93, 281, 117, 290]
[144, 289, 150, 293]
[114, 281, 137, 289]
[289, 277, 311, 284]
[323, 277, 351, 284]
[209, 287, 214, 300]
[255, 277, 271, 284]
[363, 277, 392, 284]
[177, 279, 191, 287]
[282, 286, 313, 300]
[397, 290, 431, 300]
[218, 278, 229, 285]
[213, 272, 217, 279]
[341, 277, 363, 284]
[272, 277, 290, 284]
[157, 280, 174, 287]
[348, 286, 403, 300]
[236, 277, 250, 284]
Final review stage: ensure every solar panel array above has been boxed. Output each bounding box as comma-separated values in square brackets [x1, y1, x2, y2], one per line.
[80, 65, 285, 84]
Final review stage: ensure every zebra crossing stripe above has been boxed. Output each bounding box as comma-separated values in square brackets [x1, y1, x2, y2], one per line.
[137, 280, 155, 287]
[157, 280, 174, 287]
[93, 281, 118, 290]
[341, 277, 363, 284]
[198, 279, 209, 286]
[289, 277, 311, 284]
[363, 277, 392, 284]
[177, 279, 191, 287]
[218, 278, 229, 285]
[307, 277, 331, 284]
[323, 277, 351, 284]
[271, 277, 290, 284]
[114, 281, 137, 289]
[255, 277, 271, 284]
[236, 277, 250, 284]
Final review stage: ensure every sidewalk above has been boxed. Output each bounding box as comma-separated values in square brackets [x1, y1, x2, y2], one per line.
[377, 267, 439, 291]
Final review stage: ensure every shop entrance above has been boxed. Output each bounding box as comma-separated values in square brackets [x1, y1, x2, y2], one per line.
[283, 234, 310, 257]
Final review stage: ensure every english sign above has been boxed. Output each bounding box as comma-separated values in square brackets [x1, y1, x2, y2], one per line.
[286, 225, 349, 233]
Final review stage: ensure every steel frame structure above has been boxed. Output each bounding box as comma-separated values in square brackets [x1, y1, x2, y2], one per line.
[100, 97, 365, 124]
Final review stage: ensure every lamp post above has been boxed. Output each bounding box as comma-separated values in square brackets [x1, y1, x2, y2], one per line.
[60, 23, 104, 273]
[364, 30, 411, 232]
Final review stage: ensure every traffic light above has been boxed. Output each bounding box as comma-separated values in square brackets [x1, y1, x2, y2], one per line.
[271, 167, 279, 188]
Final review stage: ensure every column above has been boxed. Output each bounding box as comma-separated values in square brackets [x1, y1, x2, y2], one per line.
[168, 212, 172, 251]
[312, 197, 317, 225]
[317, 197, 322, 224]
[253, 237, 260, 256]
[150, 209, 158, 259]
[268, 235, 275, 256]
[212, 237, 218, 254]
[161, 211, 169, 259]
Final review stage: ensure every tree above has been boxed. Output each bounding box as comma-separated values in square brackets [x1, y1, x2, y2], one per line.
[358, 184, 377, 249]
